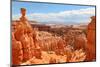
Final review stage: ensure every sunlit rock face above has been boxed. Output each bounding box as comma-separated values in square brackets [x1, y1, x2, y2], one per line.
[12, 32, 23, 65]
[12, 8, 36, 64]
[86, 16, 96, 61]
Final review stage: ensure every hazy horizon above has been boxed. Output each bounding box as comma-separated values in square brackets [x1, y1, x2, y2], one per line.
[12, 1, 95, 24]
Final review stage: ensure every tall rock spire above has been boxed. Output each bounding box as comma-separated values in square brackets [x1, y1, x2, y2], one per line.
[20, 8, 27, 22]
[86, 16, 96, 61]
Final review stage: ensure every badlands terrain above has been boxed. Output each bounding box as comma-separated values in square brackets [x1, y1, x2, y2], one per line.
[12, 8, 96, 66]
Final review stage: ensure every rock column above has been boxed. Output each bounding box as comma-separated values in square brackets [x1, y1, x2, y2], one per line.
[86, 16, 96, 61]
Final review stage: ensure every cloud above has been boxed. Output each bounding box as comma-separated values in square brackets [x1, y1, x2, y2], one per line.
[12, 7, 95, 24]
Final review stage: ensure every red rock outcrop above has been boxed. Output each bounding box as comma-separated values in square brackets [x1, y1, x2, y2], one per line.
[12, 32, 23, 65]
[86, 16, 96, 61]
[12, 8, 37, 64]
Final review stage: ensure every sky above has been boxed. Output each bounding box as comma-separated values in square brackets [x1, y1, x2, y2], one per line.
[12, 1, 95, 24]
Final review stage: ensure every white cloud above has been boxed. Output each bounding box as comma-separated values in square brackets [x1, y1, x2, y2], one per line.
[12, 14, 20, 20]
[12, 7, 95, 24]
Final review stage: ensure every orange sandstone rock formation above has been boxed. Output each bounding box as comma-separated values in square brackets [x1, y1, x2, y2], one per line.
[12, 8, 87, 65]
[12, 32, 23, 65]
[12, 8, 35, 64]
[86, 16, 96, 61]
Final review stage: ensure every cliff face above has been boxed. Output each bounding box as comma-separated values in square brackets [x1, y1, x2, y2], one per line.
[86, 16, 96, 61]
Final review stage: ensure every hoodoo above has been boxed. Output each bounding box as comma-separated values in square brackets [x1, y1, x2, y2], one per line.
[86, 16, 96, 61]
